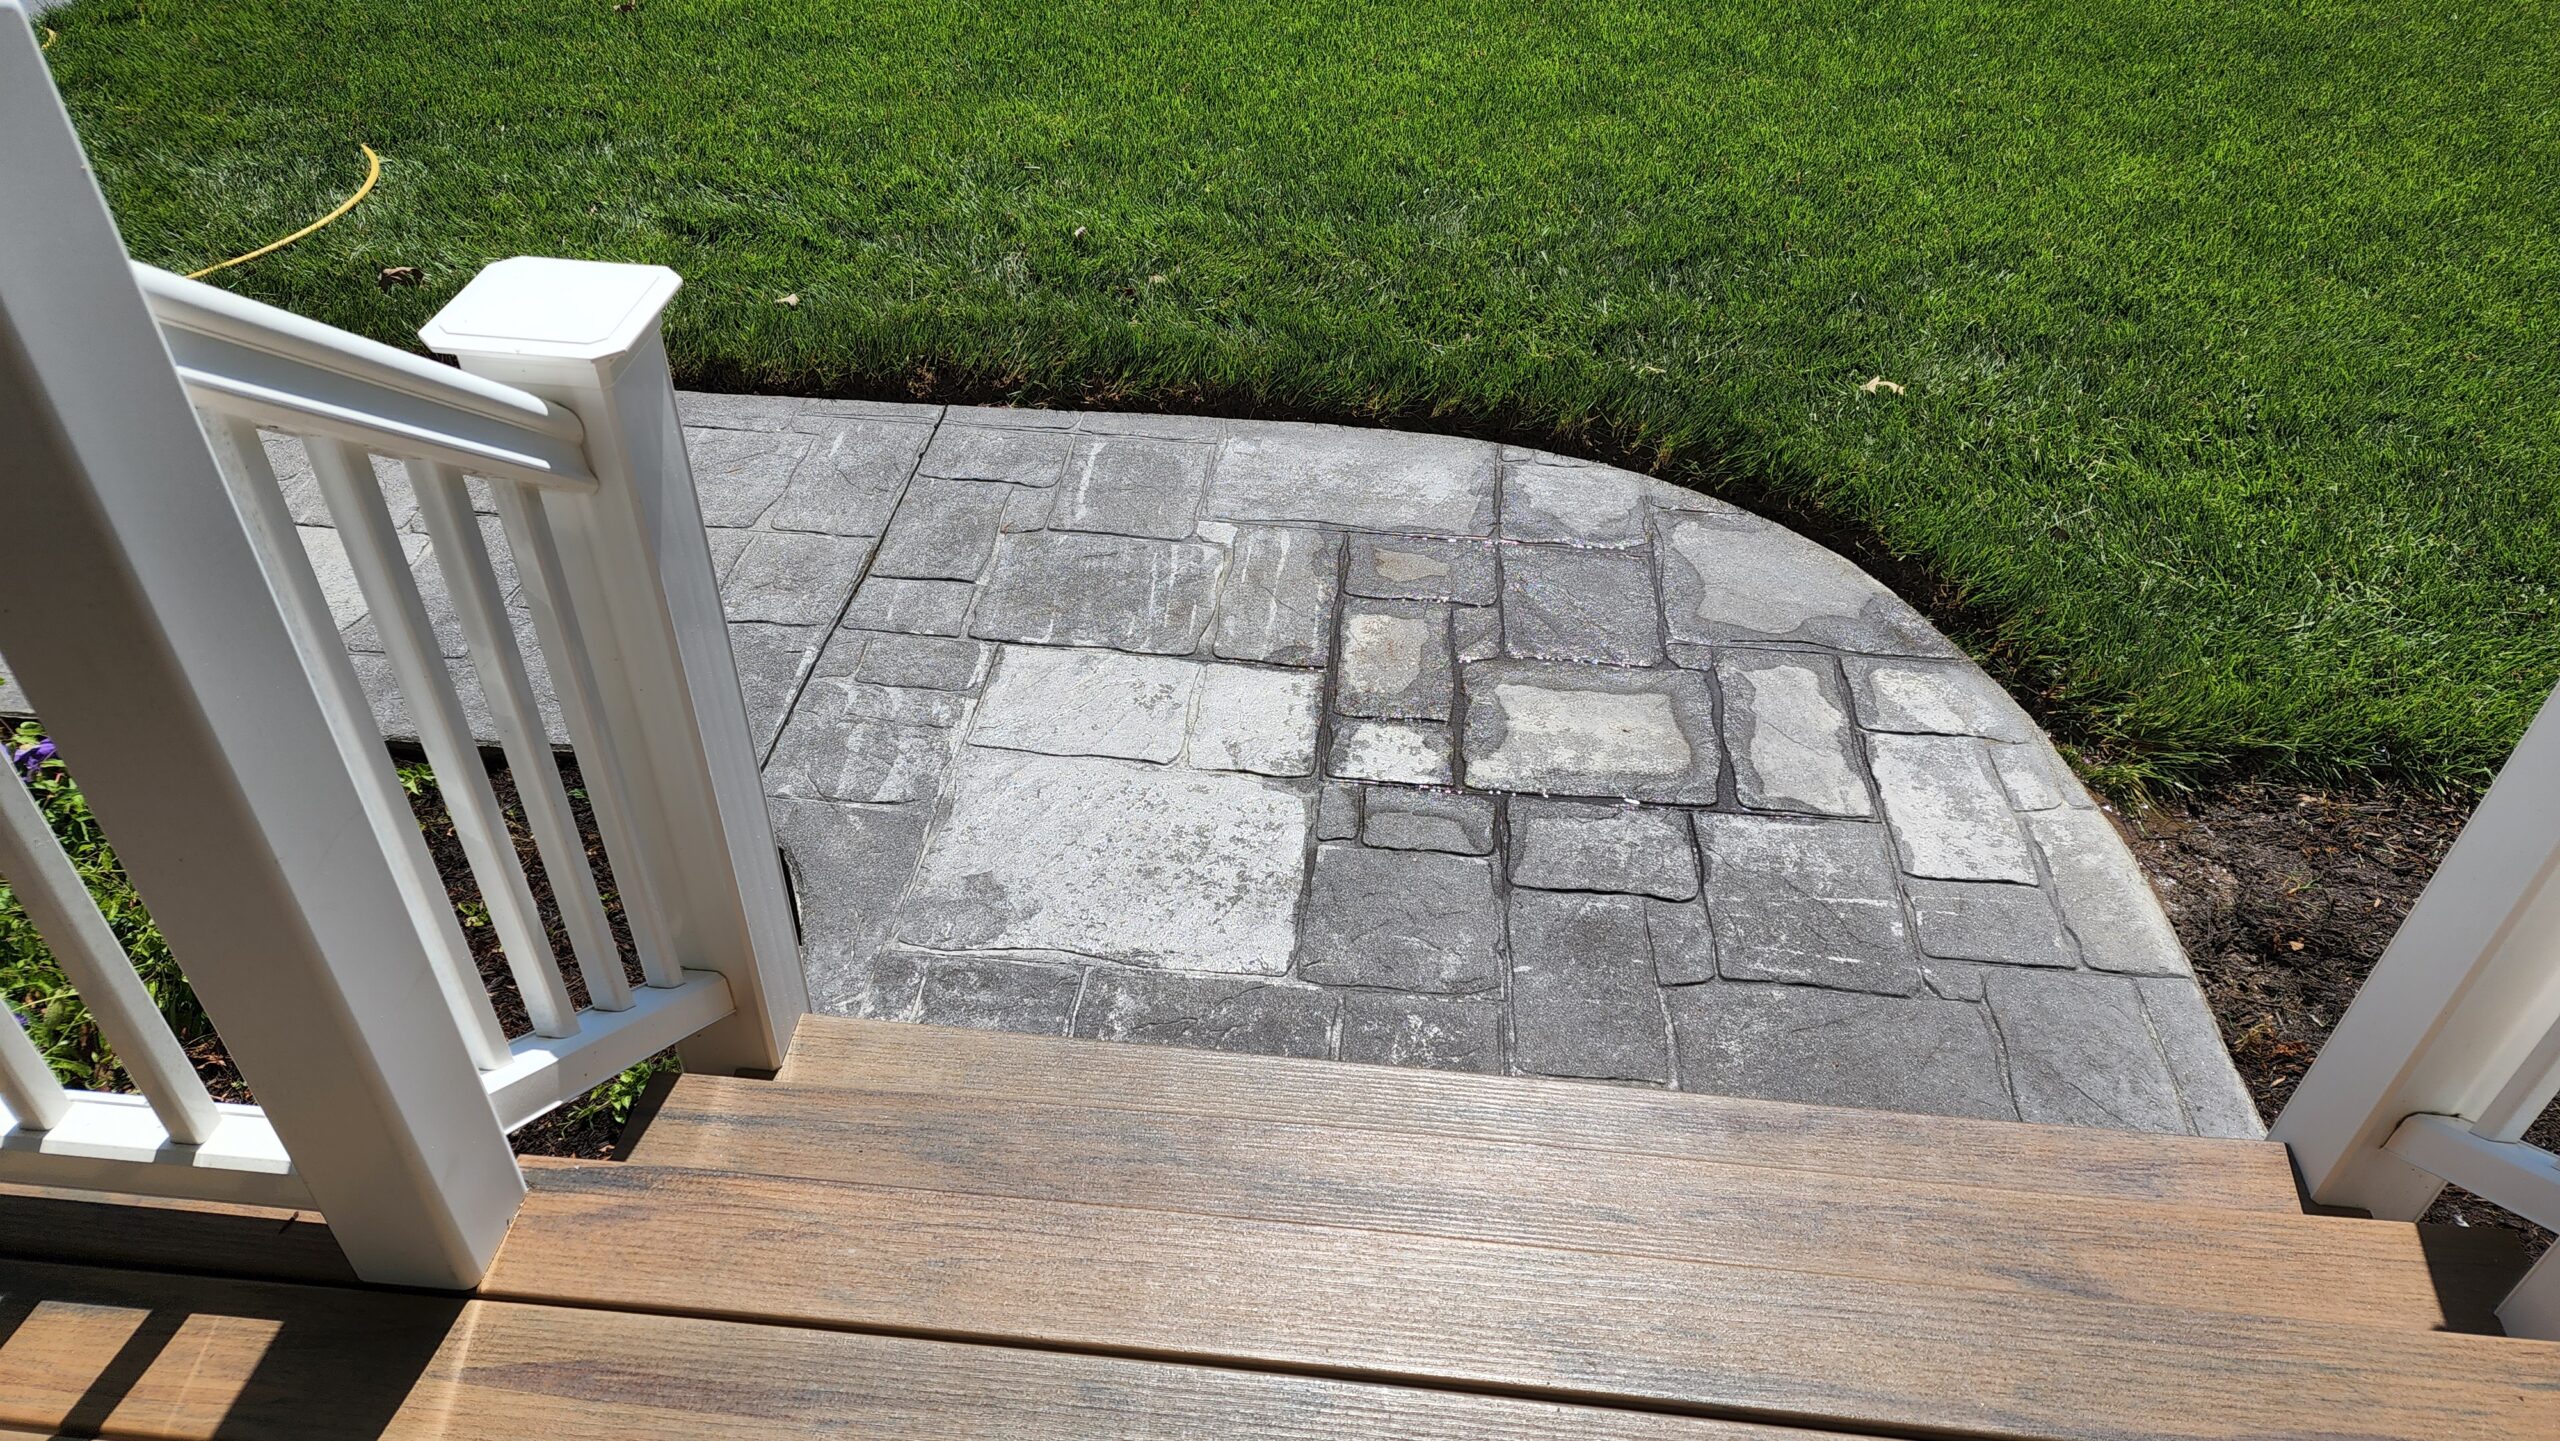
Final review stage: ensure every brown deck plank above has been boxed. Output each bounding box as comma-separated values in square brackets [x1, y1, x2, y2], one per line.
[775, 1016, 2304, 1212]
[0, 1257, 1875, 1441]
[488, 1160, 2560, 1441]
[0, 1183, 355, 1287]
[626, 1074, 2521, 1331]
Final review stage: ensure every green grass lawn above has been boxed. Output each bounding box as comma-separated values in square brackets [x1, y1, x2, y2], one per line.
[33, 0, 2560, 788]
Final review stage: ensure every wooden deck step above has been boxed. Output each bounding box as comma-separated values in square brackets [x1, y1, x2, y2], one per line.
[772, 1016, 2305, 1212]
[488, 1158, 2560, 1441]
[626, 1072, 2521, 1332]
[0, 1257, 1882, 1441]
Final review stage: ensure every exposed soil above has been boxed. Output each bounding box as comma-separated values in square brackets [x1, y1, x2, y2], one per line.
[2117, 783, 2556, 1255]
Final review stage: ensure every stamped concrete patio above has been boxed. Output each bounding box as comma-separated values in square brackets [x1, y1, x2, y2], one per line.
[1, 395, 2261, 1138]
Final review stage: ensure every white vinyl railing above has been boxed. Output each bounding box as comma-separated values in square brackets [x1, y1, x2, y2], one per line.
[2274, 684, 2560, 1339]
[0, 14, 804, 1286]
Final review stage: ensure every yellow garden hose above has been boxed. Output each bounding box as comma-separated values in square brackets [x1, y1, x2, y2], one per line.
[185, 143, 382, 280]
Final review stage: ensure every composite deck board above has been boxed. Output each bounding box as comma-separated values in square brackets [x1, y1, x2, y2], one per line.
[488, 1160, 2560, 1441]
[0, 1257, 1876, 1441]
[0, 1183, 355, 1287]
[776, 1017, 2304, 1212]
[629, 1074, 2516, 1331]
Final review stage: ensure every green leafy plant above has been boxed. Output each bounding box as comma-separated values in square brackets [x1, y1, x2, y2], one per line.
[563, 1051, 678, 1130]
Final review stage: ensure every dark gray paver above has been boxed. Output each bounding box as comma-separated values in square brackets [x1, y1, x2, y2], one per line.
[773, 796, 932, 1009]
[2028, 809, 2192, 977]
[1361, 788, 1497, 855]
[1316, 781, 1362, 841]
[851, 633, 994, 693]
[1502, 460, 1649, 547]
[767, 420, 932, 536]
[1459, 658, 1719, 803]
[1073, 971, 1337, 1059]
[872, 478, 1010, 581]
[1051, 434, 1214, 539]
[1341, 992, 1504, 1074]
[1906, 879, 2075, 968]
[722, 532, 873, 625]
[842, 576, 974, 636]
[1986, 968, 2188, 1133]
[2135, 976, 2266, 1139]
[1345, 537, 1496, 604]
[1452, 605, 1500, 663]
[1208, 426, 1498, 535]
[688, 427, 810, 527]
[1508, 799, 1698, 901]
[972, 531, 1224, 654]
[1499, 545, 1664, 666]
[1508, 890, 1671, 1083]
[1656, 508, 1956, 656]
[726, 621, 818, 755]
[1666, 982, 2016, 1120]
[1299, 845, 1503, 994]
[917, 956, 1085, 1036]
[920, 423, 1073, 485]
[1716, 650, 1873, 818]
[1338, 598, 1454, 721]
[1695, 814, 1919, 995]
[1208, 526, 1340, 667]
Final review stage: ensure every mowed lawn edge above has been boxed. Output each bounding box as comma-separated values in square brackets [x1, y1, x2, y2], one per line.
[33, 0, 2560, 789]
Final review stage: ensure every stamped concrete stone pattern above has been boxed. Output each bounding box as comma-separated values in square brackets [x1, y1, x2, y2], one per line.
[277, 393, 2263, 1140]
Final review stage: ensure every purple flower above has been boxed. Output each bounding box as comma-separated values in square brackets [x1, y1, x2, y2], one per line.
[8, 738, 54, 782]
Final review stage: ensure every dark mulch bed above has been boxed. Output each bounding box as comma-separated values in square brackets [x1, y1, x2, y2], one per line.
[2117, 784, 2555, 1255]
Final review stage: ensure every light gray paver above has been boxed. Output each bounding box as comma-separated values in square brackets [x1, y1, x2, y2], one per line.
[1188, 665, 1322, 777]
[1867, 732, 2039, 884]
[1316, 781, 1362, 841]
[1345, 537, 1496, 604]
[676, 391, 804, 433]
[1668, 982, 2016, 1120]
[1508, 800, 1698, 901]
[2027, 809, 2193, 977]
[1715, 650, 1873, 818]
[1329, 720, 1456, 787]
[872, 478, 1010, 581]
[1498, 546, 1663, 666]
[686, 427, 811, 527]
[1986, 968, 2188, 1133]
[917, 956, 1084, 1035]
[1452, 605, 1500, 663]
[1361, 788, 1496, 855]
[1656, 509, 1956, 656]
[920, 423, 1073, 485]
[1051, 434, 1214, 539]
[767, 712, 956, 805]
[1208, 526, 1339, 667]
[972, 531, 1225, 654]
[1341, 992, 1504, 1073]
[851, 633, 993, 693]
[1508, 890, 1671, 1083]
[1337, 598, 1454, 721]
[2136, 976, 2267, 1139]
[899, 749, 1309, 974]
[1073, 971, 1337, 1059]
[1458, 659, 1719, 803]
[773, 797, 932, 1007]
[1299, 844, 1503, 994]
[721, 532, 874, 625]
[766, 420, 932, 536]
[842, 577, 974, 636]
[972, 647, 1196, 762]
[726, 622, 818, 754]
[1208, 426, 1498, 535]
[1843, 656, 2036, 743]
[1906, 879, 2075, 968]
[1990, 741, 2078, 811]
[1695, 814, 1918, 995]
[1503, 460, 1649, 547]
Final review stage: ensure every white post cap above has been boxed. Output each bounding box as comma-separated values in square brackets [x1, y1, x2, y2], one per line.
[420, 257, 681, 365]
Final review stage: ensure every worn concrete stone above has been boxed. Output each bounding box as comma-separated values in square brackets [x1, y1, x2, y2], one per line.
[1345, 537, 1496, 604]
[1696, 814, 1918, 995]
[772, 796, 932, 1006]
[677, 391, 802, 432]
[1986, 968, 2188, 1133]
[1508, 800, 1698, 901]
[706, 527, 752, 586]
[1990, 741, 2076, 811]
[833, 681, 970, 730]
[1000, 484, 1053, 534]
[766, 710, 956, 804]
[795, 397, 943, 427]
[1341, 992, 1504, 1073]
[851, 633, 994, 693]
[1657, 509, 1956, 656]
[972, 647, 1197, 762]
[688, 426, 811, 527]
[1906, 879, 2074, 968]
[899, 749, 1308, 973]
[1299, 844, 1503, 994]
[1921, 961, 1991, 1002]
[766, 421, 931, 536]
[1844, 657, 2036, 743]
[1643, 896, 1717, 986]
[1361, 788, 1496, 855]
[1188, 665, 1321, 777]
[842, 577, 974, 636]
[1667, 982, 2016, 1121]
[1074, 971, 1336, 1058]
[2137, 976, 2266, 1139]
[872, 478, 1010, 581]
[1208, 526, 1339, 668]
[1867, 733, 2038, 883]
[721, 532, 873, 626]
[1503, 461, 1649, 547]
[972, 531, 1224, 654]
[726, 622, 817, 755]
[1328, 720, 1455, 786]
[1508, 890, 1670, 1083]
[919, 423, 1073, 485]
[1207, 426, 1498, 535]
[808, 947, 929, 1022]
[1337, 599, 1453, 721]
[917, 956, 1085, 1035]
[2027, 809, 2192, 977]
[1316, 782, 1362, 841]
[1050, 434, 1214, 539]
[1458, 659, 1719, 803]
[1499, 546, 1664, 666]
[1716, 651, 1873, 818]
[1452, 605, 1501, 663]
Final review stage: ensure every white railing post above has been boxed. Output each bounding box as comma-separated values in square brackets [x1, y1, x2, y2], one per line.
[421, 260, 808, 1074]
[2272, 683, 2560, 1218]
[0, 7, 523, 1286]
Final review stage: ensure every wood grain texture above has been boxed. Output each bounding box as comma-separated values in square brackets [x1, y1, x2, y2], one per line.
[0, 1258, 1869, 1441]
[0, 1183, 354, 1287]
[489, 1160, 2560, 1441]
[776, 1016, 2304, 1212]
[627, 1074, 2521, 1331]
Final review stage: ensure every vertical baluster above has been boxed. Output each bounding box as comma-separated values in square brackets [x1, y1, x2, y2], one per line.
[307, 437, 579, 1038]
[0, 760, 218, 1143]
[411, 461, 630, 1011]
[203, 419, 511, 1070]
[494, 480, 683, 990]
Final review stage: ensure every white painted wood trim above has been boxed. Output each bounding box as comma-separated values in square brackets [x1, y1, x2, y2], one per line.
[2498, 1246, 2560, 1342]
[0, 1009, 70, 1133]
[481, 970, 731, 1131]
[0, 1092, 309, 1209]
